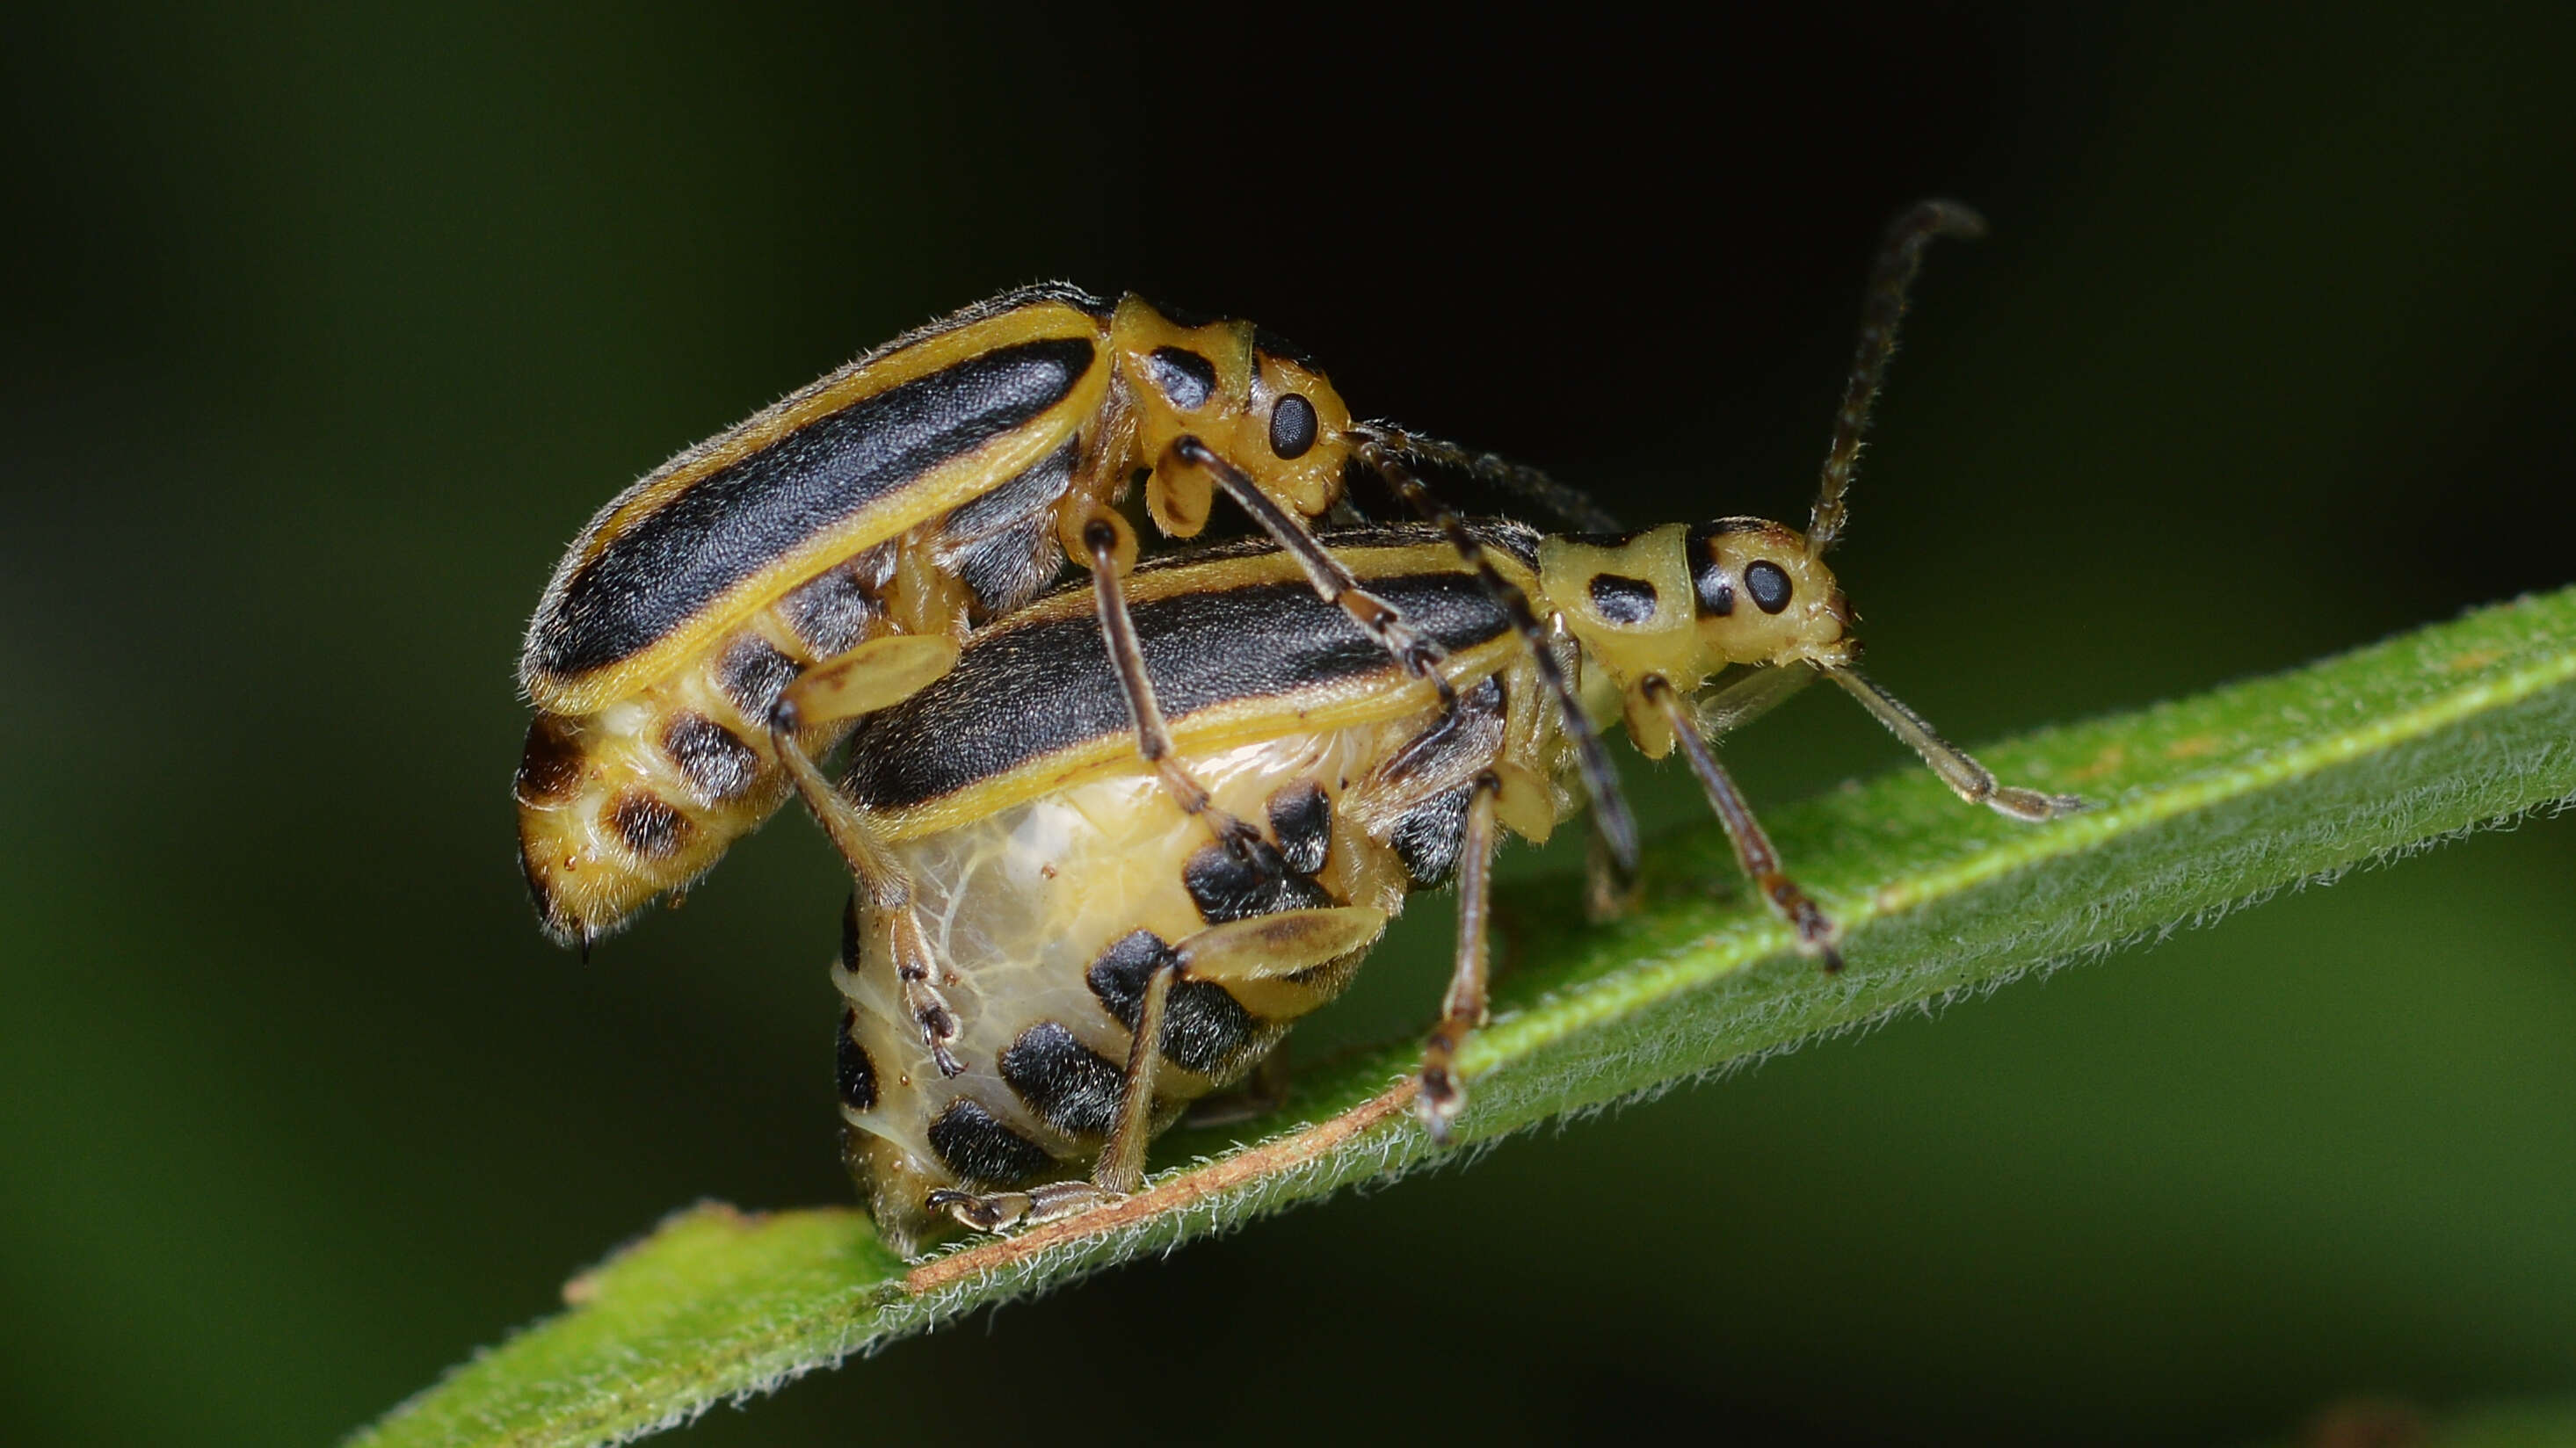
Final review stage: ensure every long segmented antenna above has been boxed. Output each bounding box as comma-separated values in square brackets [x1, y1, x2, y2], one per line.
[1354, 422, 1626, 534]
[1807, 199, 1988, 554]
[1350, 431, 1642, 874]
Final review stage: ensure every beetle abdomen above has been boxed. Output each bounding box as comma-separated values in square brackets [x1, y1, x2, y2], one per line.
[838, 727, 1421, 1249]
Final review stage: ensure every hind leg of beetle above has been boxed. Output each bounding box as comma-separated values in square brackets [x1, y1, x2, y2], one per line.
[1644, 676, 1843, 972]
[928, 952, 1181, 1234]
[767, 707, 966, 1075]
[1183, 1046, 1295, 1128]
[1416, 771, 1503, 1143]
[1078, 512, 1268, 861]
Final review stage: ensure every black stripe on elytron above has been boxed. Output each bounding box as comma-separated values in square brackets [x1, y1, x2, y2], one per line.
[842, 568, 1517, 813]
[532, 337, 1097, 679]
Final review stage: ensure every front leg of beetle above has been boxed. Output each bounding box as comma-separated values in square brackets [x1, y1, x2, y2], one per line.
[1165, 437, 1455, 692]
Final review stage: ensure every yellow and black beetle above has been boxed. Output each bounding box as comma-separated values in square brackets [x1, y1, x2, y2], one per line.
[513, 286, 1607, 948]
[811, 203, 2086, 1250]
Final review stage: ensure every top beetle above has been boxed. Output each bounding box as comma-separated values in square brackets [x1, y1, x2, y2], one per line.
[514, 286, 1598, 947]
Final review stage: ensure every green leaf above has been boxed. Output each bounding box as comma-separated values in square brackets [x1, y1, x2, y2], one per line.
[354, 588, 2576, 1448]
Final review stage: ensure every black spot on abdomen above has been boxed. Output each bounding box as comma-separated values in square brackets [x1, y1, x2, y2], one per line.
[1183, 838, 1332, 923]
[515, 713, 587, 806]
[1000, 1022, 1125, 1138]
[926, 1098, 1058, 1187]
[718, 636, 800, 718]
[1085, 930, 1260, 1077]
[608, 791, 692, 860]
[662, 713, 760, 803]
[1390, 783, 1472, 886]
[1267, 782, 1332, 876]
[836, 1009, 878, 1111]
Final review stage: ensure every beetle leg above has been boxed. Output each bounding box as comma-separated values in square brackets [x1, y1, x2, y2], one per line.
[1079, 515, 1267, 862]
[1352, 433, 1642, 877]
[1165, 437, 1458, 700]
[1182, 1045, 1294, 1127]
[1416, 771, 1503, 1143]
[1644, 675, 1843, 972]
[927, 945, 1179, 1234]
[772, 634, 961, 728]
[768, 712, 965, 1075]
[925, 1179, 1121, 1235]
[1822, 665, 2089, 822]
[1166, 905, 1389, 1020]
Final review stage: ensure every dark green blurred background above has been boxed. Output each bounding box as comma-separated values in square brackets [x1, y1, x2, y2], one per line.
[5, 4, 2573, 1444]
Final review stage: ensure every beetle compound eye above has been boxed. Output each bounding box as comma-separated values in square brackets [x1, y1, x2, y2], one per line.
[1745, 560, 1794, 614]
[1269, 394, 1318, 459]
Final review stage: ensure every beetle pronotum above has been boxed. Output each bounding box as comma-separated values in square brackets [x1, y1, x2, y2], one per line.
[813, 202, 2086, 1250]
[512, 287, 1612, 955]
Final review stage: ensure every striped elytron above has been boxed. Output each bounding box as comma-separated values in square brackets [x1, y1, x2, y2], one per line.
[512, 287, 1600, 948]
[813, 202, 2086, 1251]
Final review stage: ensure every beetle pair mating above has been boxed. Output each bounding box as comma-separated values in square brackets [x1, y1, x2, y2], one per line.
[513, 201, 2081, 1252]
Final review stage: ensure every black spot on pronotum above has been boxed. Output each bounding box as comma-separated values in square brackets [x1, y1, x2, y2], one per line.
[1266, 781, 1332, 877]
[1085, 930, 1260, 1076]
[1143, 347, 1217, 410]
[662, 713, 760, 803]
[1586, 573, 1660, 626]
[1183, 836, 1332, 923]
[514, 713, 587, 806]
[1745, 560, 1794, 614]
[835, 1009, 878, 1111]
[1268, 394, 1318, 459]
[1000, 1022, 1125, 1137]
[926, 1098, 1056, 1186]
[607, 791, 691, 860]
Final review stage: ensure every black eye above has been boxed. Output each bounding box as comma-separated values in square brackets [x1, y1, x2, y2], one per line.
[1745, 560, 1794, 614]
[1268, 394, 1318, 459]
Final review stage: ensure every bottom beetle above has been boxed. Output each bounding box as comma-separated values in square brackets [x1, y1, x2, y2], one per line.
[808, 202, 2086, 1250]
